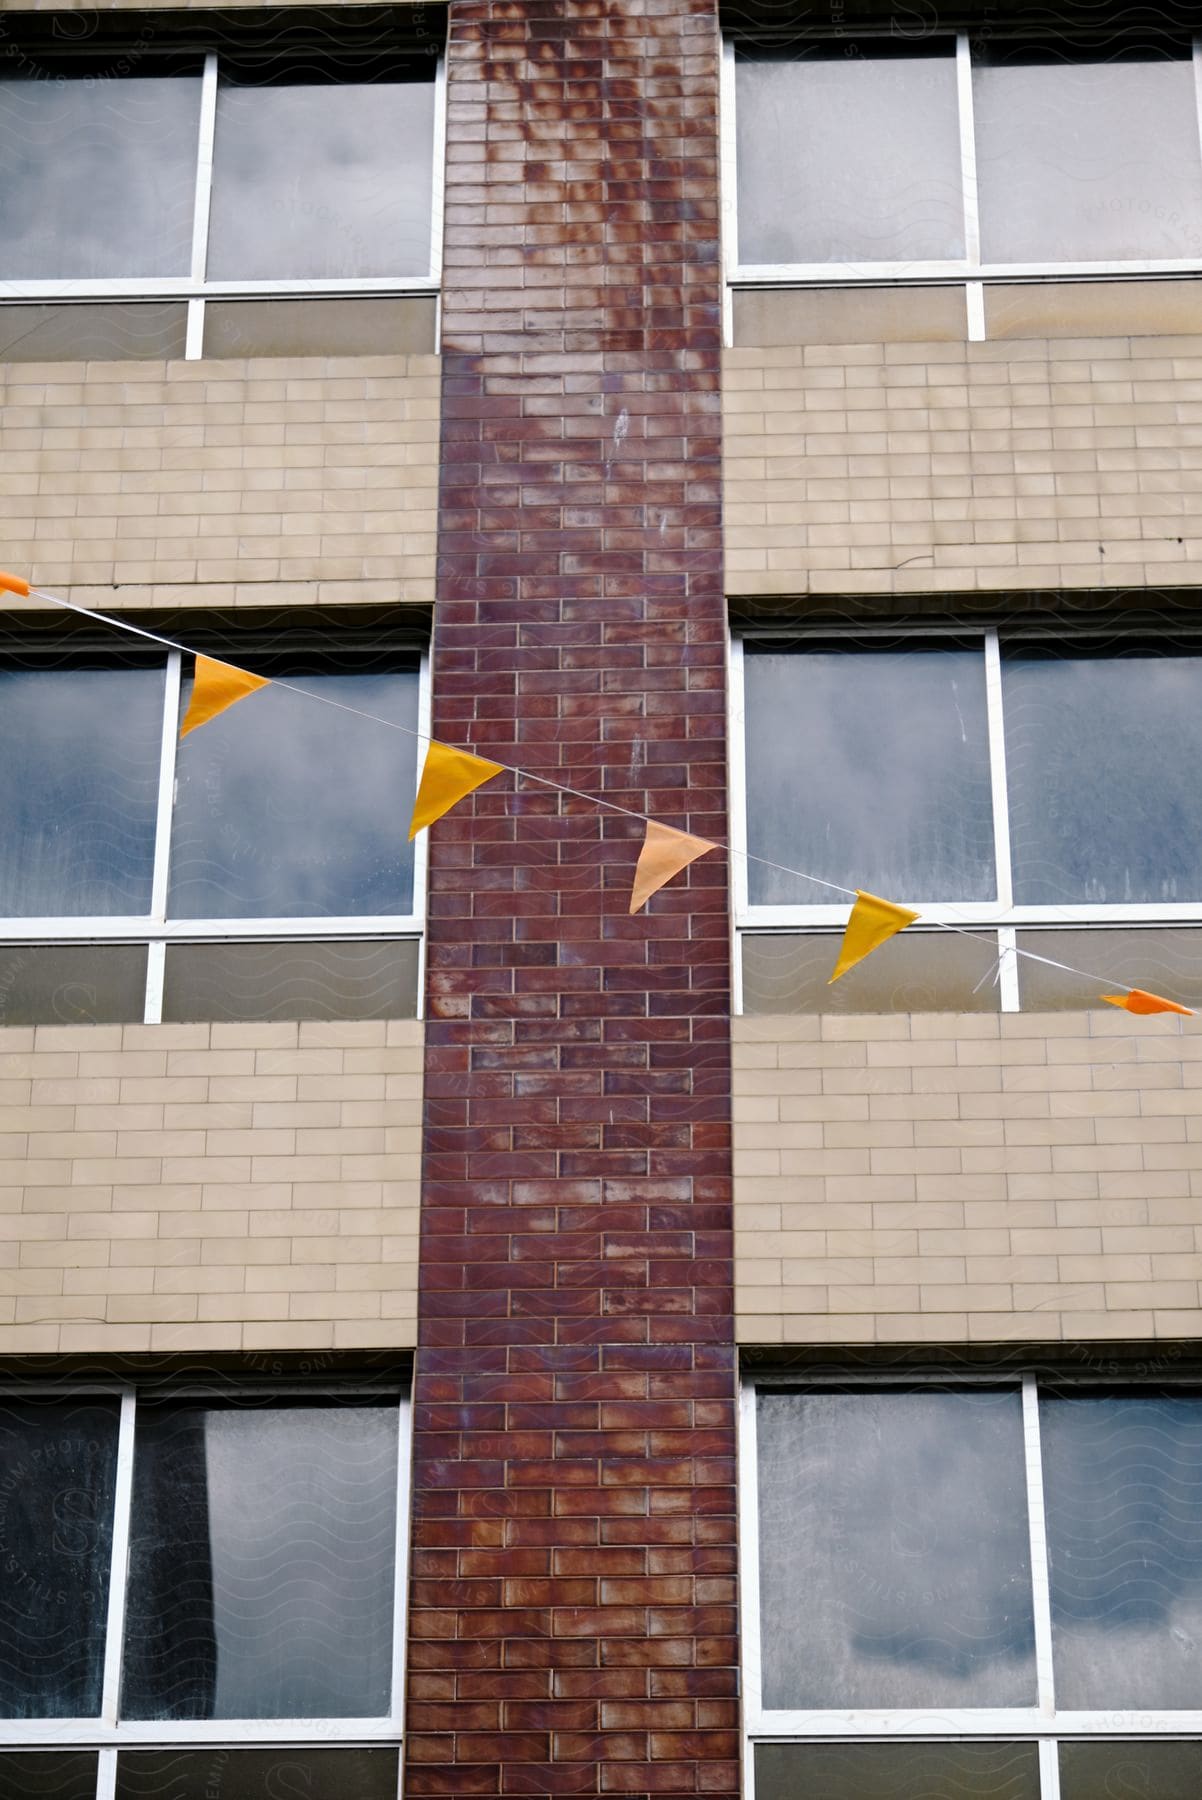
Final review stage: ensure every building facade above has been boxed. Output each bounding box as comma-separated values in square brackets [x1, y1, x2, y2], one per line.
[4, 1, 1202, 1796]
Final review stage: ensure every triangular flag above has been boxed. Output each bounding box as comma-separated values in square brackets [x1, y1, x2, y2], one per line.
[1102, 988, 1194, 1017]
[180, 655, 270, 738]
[409, 742, 504, 839]
[830, 890, 920, 983]
[0, 571, 30, 597]
[629, 821, 717, 914]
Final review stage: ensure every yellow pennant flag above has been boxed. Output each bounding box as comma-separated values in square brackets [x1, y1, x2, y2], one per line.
[409, 742, 504, 839]
[1102, 988, 1194, 1018]
[180, 655, 270, 738]
[629, 821, 717, 915]
[830, 890, 920, 984]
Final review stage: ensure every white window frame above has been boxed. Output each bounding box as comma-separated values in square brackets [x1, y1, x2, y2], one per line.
[740, 1372, 1202, 1800]
[0, 1380, 413, 1797]
[1, 44, 448, 362]
[729, 628, 1202, 1014]
[0, 647, 430, 1025]
[721, 34, 1202, 310]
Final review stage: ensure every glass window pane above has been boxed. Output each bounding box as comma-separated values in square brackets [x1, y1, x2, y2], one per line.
[0, 665, 165, 918]
[0, 74, 201, 277]
[0, 944, 147, 1027]
[735, 47, 964, 265]
[1060, 1741, 1202, 1800]
[744, 644, 995, 906]
[755, 1743, 1040, 1800]
[1003, 648, 1202, 904]
[742, 929, 1001, 1014]
[1017, 928, 1202, 1012]
[756, 1389, 1036, 1709]
[0, 303, 187, 363]
[0, 1753, 99, 1800]
[122, 1402, 398, 1720]
[116, 1750, 399, 1800]
[162, 940, 419, 1023]
[1042, 1392, 1202, 1709]
[168, 668, 419, 920]
[207, 76, 434, 278]
[0, 1398, 120, 1718]
[975, 48, 1202, 262]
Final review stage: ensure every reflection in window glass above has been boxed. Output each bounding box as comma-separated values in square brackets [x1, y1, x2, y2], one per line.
[168, 668, 419, 920]
[755, 1742, 1040, 1800]
[207, 78, 435, 278]
[974, 50, 1202, 262]
[0, 944, 147, 1027]
[744, 645, 995, 905]
[122, 1403, 398, 1719]
[1042, 1394, 1202, 1709]
[162, 939, 419, 1023]
[0, 1400, 120, 1719]
[1017, 928, 1202, 1012]
[741, 928, 999, 1014]
[116, 1749, 400, 1800]
[735, 47, 964, 265]
[0, 666, 165, 918]
[0, 1753, 99, 1800]
[756, 1389, 1035, 1709]
[1003, 649, 1202, 905]
[0, 75, 201, 277]
[1060, 1740, 1202, 1800]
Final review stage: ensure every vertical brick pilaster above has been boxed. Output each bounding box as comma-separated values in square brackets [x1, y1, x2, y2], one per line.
[406, 3, 737, 1795]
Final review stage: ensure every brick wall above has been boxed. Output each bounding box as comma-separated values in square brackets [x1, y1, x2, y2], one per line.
[734, 1012, 1202, 1347]
[0, 353, 438, 609]
[0, 1020, 422, 1355]
[723, 335, 1202, 597]
[405, 2, 738, 1795]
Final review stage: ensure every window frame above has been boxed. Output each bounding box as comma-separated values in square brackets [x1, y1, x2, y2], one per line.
[0, 1379, 412, 1789]
[0, 645, 430, 1024]
[740, 1371, 1202, 1800]
[0, 44, 447, 361]
[721, 33, 1202, 320]
[729, 628, 1202, 1013]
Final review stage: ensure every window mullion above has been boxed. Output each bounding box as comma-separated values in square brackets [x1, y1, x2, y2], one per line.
[100, 1388, 137, 1729]
[1022, 1374, 1057, 1721]
[738, 1380, 764, 1731]
[956, 33, 982, 270]
[727, 636, 750, 928]
[149, 651, 182, 925]
[983, 629, 1014, 912]
[1038, 1738, 1062, 1800]
[186, 52, 219, 357]
[1193, 38, 1202, 177]
[96, 1747, 118, 1800]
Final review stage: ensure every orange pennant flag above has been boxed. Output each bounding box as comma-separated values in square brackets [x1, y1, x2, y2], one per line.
[629, 821, 717, 914]
[830, 890, 920, 984]
[180, 655, 270, 738]
[409, 741, 504, 839]
[1102, 988, 1194, 1017]
[0, 571, 31, 597]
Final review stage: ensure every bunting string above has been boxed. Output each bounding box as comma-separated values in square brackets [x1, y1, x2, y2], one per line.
[0, 573, 1193, 1016]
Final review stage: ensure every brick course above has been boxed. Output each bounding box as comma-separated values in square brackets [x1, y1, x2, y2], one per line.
[406, 2, 738, 1794]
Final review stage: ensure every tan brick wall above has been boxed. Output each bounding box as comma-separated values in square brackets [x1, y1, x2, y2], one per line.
[0, 1020, 422, 1356]
[734, 1010, 1202, 1347]
[0, 353, 439, 609]
[723, 334, 1202, 596]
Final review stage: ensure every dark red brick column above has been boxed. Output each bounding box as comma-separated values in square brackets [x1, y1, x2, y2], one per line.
[405, 2, 737, 1794]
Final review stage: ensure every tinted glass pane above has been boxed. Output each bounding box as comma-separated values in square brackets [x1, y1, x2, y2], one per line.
[202, 296, 436, 358]
[0, 1398, 120, 1718]
[0, 1753, 99, 1800]
[742, 928, 1000, 1014]
[1017, 928, 1202, 1012]
[757, 1389, 1035, 1709]
[0, 75, 200, 277]
[162, 939, 419, 1022]
[1004, 650, 1202, 904]
[0, 303, 187, 363]
[975, 50, 1202, 262]
[117, 1749, 399, 1800]
[1042, 1393, 1202, 1708]
[744, 646, 995, 905]
[0, 944, 146, 1027]
[208, 78, 434, 278]
[1060, 1741, 1202, 1800]
[168, 669, 418, 920]
[0, 666, 164, 918]
[755, 1743, 1040, 1800]
[736, 48, 964, 264]
[122, 1403, 397, 1719]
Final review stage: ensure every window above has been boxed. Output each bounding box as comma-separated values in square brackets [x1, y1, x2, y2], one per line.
[725, 34, 1202, 285]
[742, 1375, 1202, 1798]
[0, 10, 444, 359]
[0, 1382, 409, 1798]
[0, 621, 426, 1024]
[730, 631, 1202, 1011]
